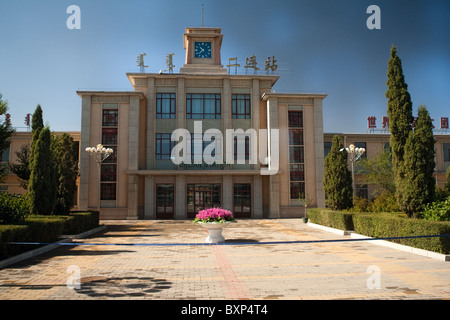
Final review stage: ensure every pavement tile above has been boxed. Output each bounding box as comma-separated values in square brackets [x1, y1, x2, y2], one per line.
[0, 219, 449, 301]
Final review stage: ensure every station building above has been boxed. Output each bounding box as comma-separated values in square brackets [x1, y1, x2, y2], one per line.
[76, 27, 327, 220]
[1, 27, 449, 220]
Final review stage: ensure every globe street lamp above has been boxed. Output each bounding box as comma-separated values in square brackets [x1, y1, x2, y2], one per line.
[340, 144, 365, 197]
[85, 144, 113, 212]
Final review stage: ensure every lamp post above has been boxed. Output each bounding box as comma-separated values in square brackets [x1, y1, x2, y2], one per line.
[340, 144, 365, 197]
[85, 144, 113, 212]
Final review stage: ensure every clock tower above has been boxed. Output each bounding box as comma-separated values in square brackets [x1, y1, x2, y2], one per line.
[180, 27, 227, 74]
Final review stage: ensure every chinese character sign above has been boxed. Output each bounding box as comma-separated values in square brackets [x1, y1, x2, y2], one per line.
[441, 117, 449, 130]
[367, 116, 376, 129]
[265, 56, 278, 73]
[382, 116, 389, 129]
[245, 54, 259, 74]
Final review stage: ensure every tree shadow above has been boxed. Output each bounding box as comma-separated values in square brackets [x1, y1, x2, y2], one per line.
[74, 276, 173, 298]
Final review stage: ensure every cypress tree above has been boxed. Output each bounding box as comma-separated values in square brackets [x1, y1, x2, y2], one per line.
[0, 94, 15, 182]
[31, 104, 44, 132]
[446, 167, 450, 195]
[28, 127, 57, 215]
[52, 133, 79, 214]
[398, 105, 435, 217]
[385, 45, 413, 205]
[323, 135, 353, 210]
[9, 144, 31, 189]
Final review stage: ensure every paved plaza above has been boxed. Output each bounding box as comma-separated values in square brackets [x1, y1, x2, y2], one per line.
[0, 219, 449, 301]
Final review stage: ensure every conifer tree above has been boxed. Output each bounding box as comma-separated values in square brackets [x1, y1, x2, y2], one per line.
[28, 127, 57, 215]
[398, 105, 435, 217]
[0, 94, 15, 182]
[446, 167, 450, 195]
[30, 104, 44, 155]
[9, 144, 31, 189]
[323, 135, 353, 210]
[385, 45, 413, 205]
[52, 133, 79, 214]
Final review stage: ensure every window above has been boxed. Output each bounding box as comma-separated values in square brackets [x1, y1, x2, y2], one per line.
[102, 128, 118, 145]
[356, 184, 368, 200]
[0, 146, 10, 162]
[324, 142, 332, 158]
[156, 184, 174, 219]
[444, 143, 450, 162]
[288, 111, 305, 200]
[101, 108, 118, 201]
[102, 109, 118, 126]
[234, 184, 251, 218]
[156, 93, 176, 119]
[444, 143, 450, 171]
[101, 183, 116, 201]
[186, 93, 221, 119]
[288, 111, 303, 127]
[187, 184, 221, 218]
[233, 135, 250, 161]
[354, 142, 367, 159]
[156, 133, 175, 160]
[232, 94, 251, 119]
[190, 133, 220, 163]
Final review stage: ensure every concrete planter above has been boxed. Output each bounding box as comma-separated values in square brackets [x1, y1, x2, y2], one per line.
[199, 222, 231, 243]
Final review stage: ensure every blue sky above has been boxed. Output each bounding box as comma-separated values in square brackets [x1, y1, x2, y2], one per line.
[0, 0, 449, 133]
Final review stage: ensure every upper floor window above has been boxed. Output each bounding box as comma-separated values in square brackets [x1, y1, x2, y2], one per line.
[232, 94, 251, 119]
[186, 93, 221, 119]
[156, 93, 176, 119]
[354, 142, 367, 159]
[156, 133, 175, 160]
[102, 109, 118, 127]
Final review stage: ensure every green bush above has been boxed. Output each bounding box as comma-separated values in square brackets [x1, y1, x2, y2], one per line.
[307, 208, 354, 231]
[61, 211, 99, 234]
[352, 213, 450, 254]
[25, 216, 65, 243]
[369, 190, 400, 213]
[0, 211, 100, 260]
[0, 193, 29, 225]
[420, 196, 450, 221]
[0, 225, 29, 260]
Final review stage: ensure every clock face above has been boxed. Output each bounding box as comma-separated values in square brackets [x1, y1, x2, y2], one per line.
[194, 41, 212, 58]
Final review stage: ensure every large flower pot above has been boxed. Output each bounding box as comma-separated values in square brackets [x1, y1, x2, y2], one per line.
[200, 222, 230, 243]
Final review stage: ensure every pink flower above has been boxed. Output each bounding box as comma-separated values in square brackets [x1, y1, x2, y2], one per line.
[194, 207, 236, 223]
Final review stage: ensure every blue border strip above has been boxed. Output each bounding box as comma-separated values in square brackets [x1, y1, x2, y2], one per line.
[2, 233, 450, 247]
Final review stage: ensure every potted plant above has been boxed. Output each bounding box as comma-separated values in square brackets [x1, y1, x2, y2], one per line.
[298, 193, 312, 223]
[193, 208, 236, 243]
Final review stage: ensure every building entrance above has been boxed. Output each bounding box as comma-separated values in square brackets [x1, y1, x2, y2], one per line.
[187, 184, 221, 218]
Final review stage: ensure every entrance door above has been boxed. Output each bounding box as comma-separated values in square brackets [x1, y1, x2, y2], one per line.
[187, 184, 221, 218]
[234, 184, 251, 218]
[156, 184, 174, 219]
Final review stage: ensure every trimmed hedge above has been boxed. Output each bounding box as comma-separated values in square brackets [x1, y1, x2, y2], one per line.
[308, 209, 450, 254]
[307, 208, 354, 231]
[0, 211, 99, 260]
[352, 213, 450, 254]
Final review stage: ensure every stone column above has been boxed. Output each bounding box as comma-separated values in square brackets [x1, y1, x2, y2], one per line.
[175, 175, 186, 219]
[147, 78, 155, 169]
[303, 104, 317, 207]
[144, 176, 155, 219]
[267, 97, 280, 218]
[313, 98, 326, 208]
[252, 175, 263, 218]
[222, 175, 232, 211]
[252, 79, 260, 171]
[78, 95, 91, 210]
[128, 95, 140, 219]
